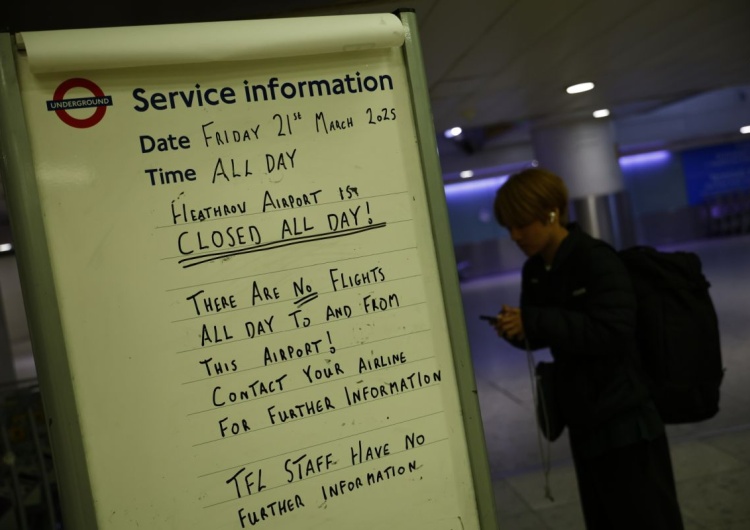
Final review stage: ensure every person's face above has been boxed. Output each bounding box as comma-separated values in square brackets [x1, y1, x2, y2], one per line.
[507, 219, 554, 258]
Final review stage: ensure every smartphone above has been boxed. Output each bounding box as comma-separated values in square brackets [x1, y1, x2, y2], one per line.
[479, 315, 497, 323]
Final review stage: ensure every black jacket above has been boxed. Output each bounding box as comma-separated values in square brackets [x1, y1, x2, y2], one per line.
[513, 225, 663, 456]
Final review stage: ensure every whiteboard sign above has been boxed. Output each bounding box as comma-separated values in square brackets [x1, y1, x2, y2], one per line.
[4, 13, 491, 530]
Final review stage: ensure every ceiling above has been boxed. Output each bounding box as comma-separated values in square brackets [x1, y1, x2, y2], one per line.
[6, 0, 750, 127]
[3, 0, 750, 169]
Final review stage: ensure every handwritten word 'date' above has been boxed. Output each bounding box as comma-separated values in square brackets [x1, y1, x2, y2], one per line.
[284, 452, 334, 483]
[213, 374, 288, 407]
[139, 133, 190, 153]
[350, 440, 390, 465]
[327, 205, 361, 232]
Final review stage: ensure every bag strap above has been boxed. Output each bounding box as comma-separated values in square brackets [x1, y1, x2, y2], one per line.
[525, 338, 555, 502]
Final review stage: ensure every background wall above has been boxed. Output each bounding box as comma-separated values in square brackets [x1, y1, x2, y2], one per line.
[0, 255, 32, 380]
[445, 138, 750, 279]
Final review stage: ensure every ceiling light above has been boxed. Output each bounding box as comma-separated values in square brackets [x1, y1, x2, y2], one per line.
[741, 125, 750, 134]
[593, 109, 610, 118]
[0, 244, 12, 253]
[566, 82, 595, 94]
[444, 127, 463, 139]
[619, 151, 671, 168]
[460, 170, 474, 179]
[444, 175, 510, 197]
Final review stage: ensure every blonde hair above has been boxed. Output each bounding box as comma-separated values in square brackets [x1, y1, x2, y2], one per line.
[493, 168, 569, 228]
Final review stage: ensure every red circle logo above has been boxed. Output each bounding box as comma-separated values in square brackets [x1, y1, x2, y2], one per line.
[50, 78, 111, 129]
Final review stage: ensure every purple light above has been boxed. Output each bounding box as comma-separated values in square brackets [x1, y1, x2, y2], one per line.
[619, 150, 671, 168]
[444, 175, 509, 198]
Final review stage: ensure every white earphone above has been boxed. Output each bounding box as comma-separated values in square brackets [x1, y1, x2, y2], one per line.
[549, 211, 556, 224]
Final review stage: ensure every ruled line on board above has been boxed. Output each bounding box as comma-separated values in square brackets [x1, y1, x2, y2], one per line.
[176, 222, 387, 269]
[165, 244, 418, 292]
[170, 273, 423, 324]
[157, 190, 410, 230]
[196, 408, 444, 479]
[173, 300, 428, 355]
[181, 326, 433, 386]
[202, 436, 449, 509]
[186, 353, 436, 417]
[191, 368, 443, 448]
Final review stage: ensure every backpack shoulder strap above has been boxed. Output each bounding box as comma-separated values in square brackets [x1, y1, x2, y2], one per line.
[619, 246, 710, 290]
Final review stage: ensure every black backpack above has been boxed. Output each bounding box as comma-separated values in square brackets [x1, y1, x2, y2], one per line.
[618, 246, 725, 424]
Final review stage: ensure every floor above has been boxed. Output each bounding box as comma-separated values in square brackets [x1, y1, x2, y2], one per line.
[3, 234, 748, 529]
[460, 234, 750, 529]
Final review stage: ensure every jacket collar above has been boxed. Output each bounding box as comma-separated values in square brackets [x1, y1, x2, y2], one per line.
[547, 223, 584, 271]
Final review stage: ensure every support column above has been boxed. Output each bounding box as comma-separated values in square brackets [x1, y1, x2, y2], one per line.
[531, 117, 636, 249]
[0, 283, 16, 385]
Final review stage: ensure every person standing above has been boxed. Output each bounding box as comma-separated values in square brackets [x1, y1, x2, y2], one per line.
[491, 168, 684, 529]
